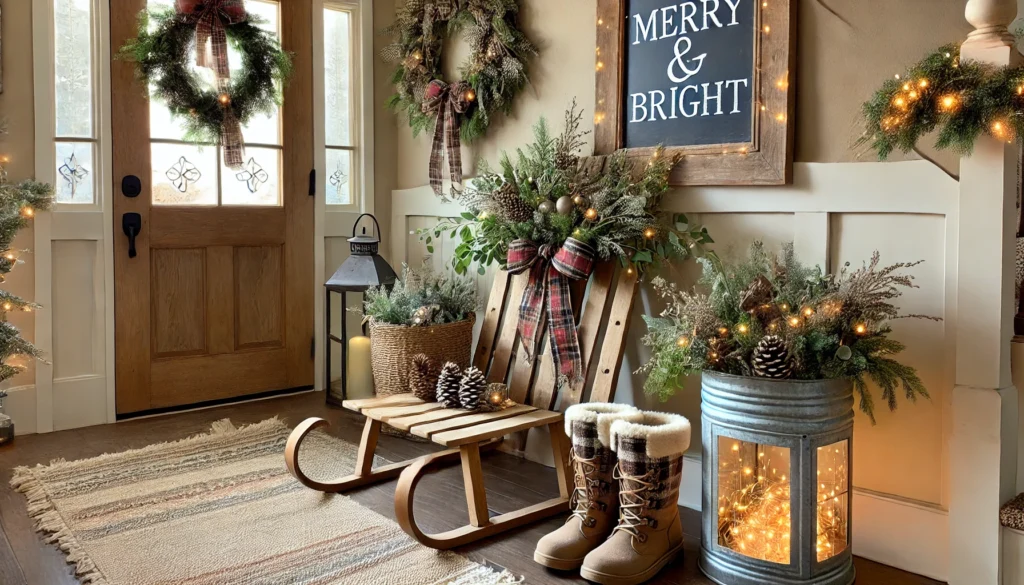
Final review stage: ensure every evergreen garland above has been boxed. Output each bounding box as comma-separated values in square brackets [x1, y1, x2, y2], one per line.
[118, 7, 292, 146]
[423, 102, 715, 275]
[382, 0, 537, 141]
[860, 43, 1024, 159]
[0, 145, 53, 383]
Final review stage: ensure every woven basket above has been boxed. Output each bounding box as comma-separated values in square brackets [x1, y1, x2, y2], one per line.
[369, 314, 476, 397]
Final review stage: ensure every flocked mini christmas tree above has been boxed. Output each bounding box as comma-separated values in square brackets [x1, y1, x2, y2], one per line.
[409, 353, 439, 401]
[458, 366, 487, 411]
[436, 362, 463, 408]
[0, 122, 53, 387]
[752, 335, 793, 379]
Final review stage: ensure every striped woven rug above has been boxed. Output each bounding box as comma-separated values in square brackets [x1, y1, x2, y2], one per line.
[11, 418, 519, 585]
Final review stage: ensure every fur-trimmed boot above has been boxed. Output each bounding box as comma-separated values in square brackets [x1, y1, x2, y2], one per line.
[580, 412, 691, 585]
[534, 403, 644, 570]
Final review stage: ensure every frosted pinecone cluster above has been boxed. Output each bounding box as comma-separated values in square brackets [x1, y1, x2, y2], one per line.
[435, 362, 488, 411]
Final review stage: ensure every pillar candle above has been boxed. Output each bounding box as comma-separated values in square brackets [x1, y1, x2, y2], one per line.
[347, 336, 374, 399]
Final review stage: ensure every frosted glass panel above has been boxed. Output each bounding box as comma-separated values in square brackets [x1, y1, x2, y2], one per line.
[152, 144, 218, 206]
[326, 149, 351, 205]
[55, 142, 94, 204]
[324, 8, 352, 146]
[222, 148, 281, 206]
[54, 0, 94, 137]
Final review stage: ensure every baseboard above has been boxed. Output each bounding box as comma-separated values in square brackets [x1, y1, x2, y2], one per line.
[676, 455, 948, 582]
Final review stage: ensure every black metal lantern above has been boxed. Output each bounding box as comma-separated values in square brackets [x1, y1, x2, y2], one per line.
[325, 214, 398, 405]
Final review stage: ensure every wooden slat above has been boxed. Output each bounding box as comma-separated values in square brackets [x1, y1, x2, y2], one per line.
[344, 393, 423, 411]
[434, 410, 565, 447]
[387, 407, 473, 431]
[487, 273, 529, 384]
[363, 402, 444, 422]
[472, 272, 512, 371]
[412, 405, 538, 439]
[590, 269, 639, 403]
[561, 262, 615, 408]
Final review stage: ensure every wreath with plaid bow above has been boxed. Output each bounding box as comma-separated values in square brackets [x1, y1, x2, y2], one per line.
[383, 0, 537, 198]
[119, 0, 292, 169]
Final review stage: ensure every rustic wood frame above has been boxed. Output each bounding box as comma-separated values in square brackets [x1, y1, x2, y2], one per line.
[594, 0, 797, 185]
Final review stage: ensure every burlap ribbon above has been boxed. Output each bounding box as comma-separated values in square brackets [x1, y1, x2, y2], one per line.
[422, 79, 472, 199]
[177, 0, 246, 83]
[506, 237, 596, 391]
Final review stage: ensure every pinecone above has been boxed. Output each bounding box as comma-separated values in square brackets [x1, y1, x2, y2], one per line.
[436, 362, 463, 408]
[409, 354, 440, 400]
[554, 150, 579, 172]
[740, 274, 775, 313]
[458, 366, 487, 411]
[493, 182, 533, 223]
[751, 335, 793, 379]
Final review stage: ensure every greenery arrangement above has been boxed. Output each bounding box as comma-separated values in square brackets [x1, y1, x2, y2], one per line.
[423, 102, 714, 275]
[860, 42, 1024, 159]
[637, 242, 938, 422]
[382, 0, 537, 141]
[118, 5, 292, 155]
[0, 142, 54, 383]
[362, 264, 477, 326]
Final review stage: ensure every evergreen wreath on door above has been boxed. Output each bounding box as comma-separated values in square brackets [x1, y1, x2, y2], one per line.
[118, 0, 293, 169]
[382, 0, 538, 198]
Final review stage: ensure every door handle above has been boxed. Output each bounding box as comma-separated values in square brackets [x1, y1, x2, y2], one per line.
[122, 213, 142, 258]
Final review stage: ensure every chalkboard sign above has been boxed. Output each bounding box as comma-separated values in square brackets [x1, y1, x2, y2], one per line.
[624, 0, 756, 149]
[594, 0, 795, 185]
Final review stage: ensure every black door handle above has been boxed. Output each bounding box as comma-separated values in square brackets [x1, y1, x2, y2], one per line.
[122, 213, 142, 258]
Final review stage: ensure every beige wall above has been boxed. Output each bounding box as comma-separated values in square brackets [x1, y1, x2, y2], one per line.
[0, 0, 37, 388]
[388, 0, 974, 506]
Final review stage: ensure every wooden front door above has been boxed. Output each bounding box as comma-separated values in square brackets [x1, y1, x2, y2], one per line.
[111, 0, 313, 415]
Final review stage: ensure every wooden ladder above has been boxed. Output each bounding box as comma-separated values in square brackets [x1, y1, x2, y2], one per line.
[284, 262, 638, 549]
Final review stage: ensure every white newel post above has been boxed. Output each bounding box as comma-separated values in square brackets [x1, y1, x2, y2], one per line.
[952, 1, 1021, 583]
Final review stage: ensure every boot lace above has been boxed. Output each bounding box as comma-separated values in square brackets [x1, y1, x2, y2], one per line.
[569, 449, 606, 528]
[612, 464, 658, 543]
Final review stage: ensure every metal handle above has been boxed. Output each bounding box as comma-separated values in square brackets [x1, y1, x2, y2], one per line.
[352, 213, 381, 238]
[122, 213, 142, 258]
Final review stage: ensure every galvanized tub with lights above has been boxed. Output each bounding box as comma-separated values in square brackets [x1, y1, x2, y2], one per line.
[699, 371, 855, 585]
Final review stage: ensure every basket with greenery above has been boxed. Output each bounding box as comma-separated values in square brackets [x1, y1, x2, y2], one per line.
[637, 242, 940, 422]
[361, 265, 478, 396]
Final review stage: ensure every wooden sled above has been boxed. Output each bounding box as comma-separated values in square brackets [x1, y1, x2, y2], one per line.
[285, 261, 638, 549]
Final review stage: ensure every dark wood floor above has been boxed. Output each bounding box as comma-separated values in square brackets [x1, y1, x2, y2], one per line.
[0, 391, 942, 585]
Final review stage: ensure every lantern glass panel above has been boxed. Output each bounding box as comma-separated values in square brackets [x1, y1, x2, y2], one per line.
[815, 440, 849, 562]
[717, 436, 792, 565]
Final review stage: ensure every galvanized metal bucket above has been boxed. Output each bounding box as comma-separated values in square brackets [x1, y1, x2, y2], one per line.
[699, 371, 856, 585]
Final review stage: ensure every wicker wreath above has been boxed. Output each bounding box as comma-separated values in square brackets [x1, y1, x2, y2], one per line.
[119, 2, 292, 167]
[382, 0, 537, 142]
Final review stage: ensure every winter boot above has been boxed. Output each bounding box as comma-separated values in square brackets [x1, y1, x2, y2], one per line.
[533, 403, 644, 570]
[580, 412, 691, 585]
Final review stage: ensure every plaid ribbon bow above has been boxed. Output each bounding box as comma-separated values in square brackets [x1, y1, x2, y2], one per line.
[507, 237, 596, 391]
[422, 80, 472, 200]
[178, 0, 246, 84]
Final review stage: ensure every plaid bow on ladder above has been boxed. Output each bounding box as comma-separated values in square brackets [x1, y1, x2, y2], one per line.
[422, 80, 473, 200]
[507, 237, 597, 391]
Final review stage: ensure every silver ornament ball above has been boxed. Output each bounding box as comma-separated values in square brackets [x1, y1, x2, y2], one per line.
[538, 200, 555, 214]
[555, 195, 575, 215]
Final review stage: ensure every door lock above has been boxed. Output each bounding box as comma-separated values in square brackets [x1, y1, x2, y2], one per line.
[122, 213, 142, 258]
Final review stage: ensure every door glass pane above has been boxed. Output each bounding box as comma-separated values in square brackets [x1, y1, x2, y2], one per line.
[717, 436, 792, 565]
[324, 8, 352, 146]
[816, 440, 849, 562]
[55, 142, 94, 204]
[152, 144, 218, 206]
[54, 0, 94, 137]
[222, 148, 281, 206]
[326, 149, 351, 205]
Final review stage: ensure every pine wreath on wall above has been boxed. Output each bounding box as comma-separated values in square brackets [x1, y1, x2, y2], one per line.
[382, 0, 537, 197]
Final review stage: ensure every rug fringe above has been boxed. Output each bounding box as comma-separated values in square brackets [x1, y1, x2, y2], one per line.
[8, 417, 284, 585]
